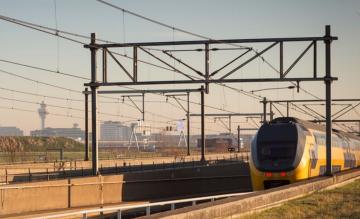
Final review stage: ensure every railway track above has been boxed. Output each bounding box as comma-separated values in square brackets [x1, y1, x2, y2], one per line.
[0, 153, 249, 184]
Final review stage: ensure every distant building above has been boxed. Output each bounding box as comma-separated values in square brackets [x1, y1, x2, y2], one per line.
[30, 123, 84, 140]
[100, 121, 131, 141]
[0, 126, 24, 136]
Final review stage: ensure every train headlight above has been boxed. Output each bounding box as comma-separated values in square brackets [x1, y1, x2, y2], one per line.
[265, 172, 272, 177]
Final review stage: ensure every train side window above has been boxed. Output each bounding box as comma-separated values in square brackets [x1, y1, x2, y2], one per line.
[314, 133, 320, 145]
[355, 140, 360, 150]
[351, 140, 355, 150]
[321, 134, 326, 145]
[314, 132, 325, 145]
[341, 138, 349, 148]
[351, 140, 356, 150]
[331, 136, 337, 147]
[334, 135, 342, 148]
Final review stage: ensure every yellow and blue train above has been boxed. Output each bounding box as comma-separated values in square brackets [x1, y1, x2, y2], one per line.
[250, 117, 360, 190]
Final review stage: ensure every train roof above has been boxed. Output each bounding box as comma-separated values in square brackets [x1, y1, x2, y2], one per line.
[270, 117, 360, 141]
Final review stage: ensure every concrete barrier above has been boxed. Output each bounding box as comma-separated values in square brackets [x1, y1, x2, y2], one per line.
[145, 168, 360, 219]
[0, 179, 69, 215]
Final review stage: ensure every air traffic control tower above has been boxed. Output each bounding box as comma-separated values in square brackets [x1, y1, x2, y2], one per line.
[38, 101, 48, 130]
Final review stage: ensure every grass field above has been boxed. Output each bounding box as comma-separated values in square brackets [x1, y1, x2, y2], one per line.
[241, 179, 360, 219]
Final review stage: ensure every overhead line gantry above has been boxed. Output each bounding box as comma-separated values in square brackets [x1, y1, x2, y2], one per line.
[84, 26, 337, 176]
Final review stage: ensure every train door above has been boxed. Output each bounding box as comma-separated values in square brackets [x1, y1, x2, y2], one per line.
[309, 134, 318, 178]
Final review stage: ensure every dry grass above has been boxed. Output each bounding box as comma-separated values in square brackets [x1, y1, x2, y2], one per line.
[241, 179, 360, 219]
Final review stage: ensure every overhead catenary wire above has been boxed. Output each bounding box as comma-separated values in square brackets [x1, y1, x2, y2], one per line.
[0, 68, 81, 93]
[0, 14, 189, 74]
[96, 0, 322, 100]
[0, 11, 330, 132]
[0, 12, 278, 118]
[0, 94, 142, 121]
[0, 17, 260, 133]
[0, 65, 323, 127]
[0, 94, 188, 128]
[0, 58, 88, 80]
[1, 66, 319, 124]
[0, 13, 317, 102]
[96, 0, 248, 49]
[0, 86, 83, 102]
[0, 105, 140, 124]
[0, 13, 265, 101]
[0, 12, 262, 109]
[53, 0, 60, 72]
[0, 67, 232, 124]
[0, 103, 218, 133]
[0, 58, 251, 115]
[0, 105, 84, 120]
[0, 69, 192, 123]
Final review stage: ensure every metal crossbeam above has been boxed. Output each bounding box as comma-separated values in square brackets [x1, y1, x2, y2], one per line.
[85, 77, 333, 87]
[267, 98, 360, 103]
[97, 88, 203, 94]
[310, 119, 360, 123]
[190, 113, 268, 117]
[84, 36, 338, 48]
[239, 128, 258, 131]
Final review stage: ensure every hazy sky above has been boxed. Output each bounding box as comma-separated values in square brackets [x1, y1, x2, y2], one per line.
[0, 0, 360, 135]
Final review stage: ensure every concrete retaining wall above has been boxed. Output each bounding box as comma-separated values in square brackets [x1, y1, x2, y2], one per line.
[0, 162, 250, 216]
[146, 168, 360, 219]
[0, 175, 125, 216]
[0, 179, 69, 215]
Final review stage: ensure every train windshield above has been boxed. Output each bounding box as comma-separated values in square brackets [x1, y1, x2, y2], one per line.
[255, 122, 298, 171]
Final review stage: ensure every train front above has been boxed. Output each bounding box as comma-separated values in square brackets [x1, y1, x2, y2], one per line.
[250, 118, 307, 190]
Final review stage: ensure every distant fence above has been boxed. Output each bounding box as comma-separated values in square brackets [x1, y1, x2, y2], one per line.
[0, 147, 250, 165]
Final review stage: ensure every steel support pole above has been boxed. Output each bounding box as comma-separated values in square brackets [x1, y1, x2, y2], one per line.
[102, 49, 107, 82]
[313, 41, 317, 78]
[237, 125, 240, 152]
[142, 92, 145, 121]
[84, 88, 89, 161]
[205, 43, 210, 94]
[90, 33, 98, 175]
[286, 101, 289, 117]
[133, 46, 138, 82]
[200, 85, 205, 162]
[263, 97, 267, 123]
[325, 25, 333, 176]
[280, 41, 283, 78]
[187, 92, 190, 156]
[270, 102, 274, 120]
[229, 115, 232, 134]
